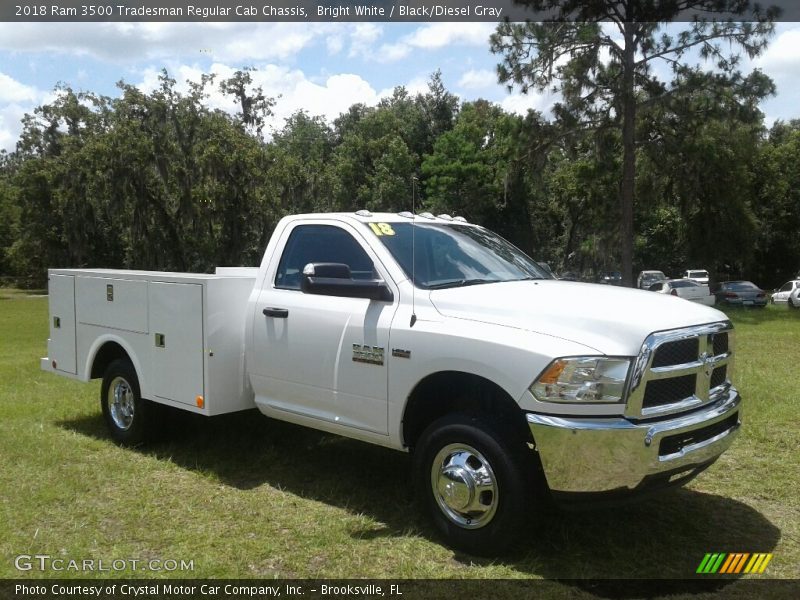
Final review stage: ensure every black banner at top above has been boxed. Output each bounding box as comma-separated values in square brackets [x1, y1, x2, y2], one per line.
[1, 1, 798, 23]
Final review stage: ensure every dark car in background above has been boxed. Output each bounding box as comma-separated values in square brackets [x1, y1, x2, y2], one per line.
[597, 271, 623, 285]
[715, 281, 768, 307]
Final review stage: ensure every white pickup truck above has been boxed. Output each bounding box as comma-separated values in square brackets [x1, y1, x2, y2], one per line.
[42, 211, 741, 554]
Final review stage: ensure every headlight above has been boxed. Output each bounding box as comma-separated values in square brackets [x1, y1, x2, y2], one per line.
[530, 357, 631, 404]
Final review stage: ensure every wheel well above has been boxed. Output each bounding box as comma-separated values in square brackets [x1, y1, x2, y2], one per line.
[90, 342, 131, 379]
[402, 371, 533, 450]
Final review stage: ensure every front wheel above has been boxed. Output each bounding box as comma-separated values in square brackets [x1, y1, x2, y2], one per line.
[101, 359, 154, 446]
[413, 414, 538, 555]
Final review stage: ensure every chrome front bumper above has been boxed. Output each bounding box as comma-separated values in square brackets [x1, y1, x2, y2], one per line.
[527, 388, 741, 496]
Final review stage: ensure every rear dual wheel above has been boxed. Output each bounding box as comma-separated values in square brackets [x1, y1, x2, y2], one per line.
[101, 359, 157, 446]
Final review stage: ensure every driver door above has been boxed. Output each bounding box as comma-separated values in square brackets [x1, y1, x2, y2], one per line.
[250, 222, 397, 435]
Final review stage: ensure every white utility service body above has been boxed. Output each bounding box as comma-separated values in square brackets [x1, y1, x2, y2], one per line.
[42, 269, 257, 415]
[42, 212, 742, 554]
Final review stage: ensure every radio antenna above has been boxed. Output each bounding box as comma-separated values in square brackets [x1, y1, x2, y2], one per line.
[410, 176, 418, 327]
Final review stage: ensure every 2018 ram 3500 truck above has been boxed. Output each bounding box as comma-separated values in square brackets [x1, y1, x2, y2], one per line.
[42, 211, 741, 554]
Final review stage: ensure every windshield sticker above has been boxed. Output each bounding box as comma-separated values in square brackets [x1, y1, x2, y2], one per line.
[368, 223, 395, 236]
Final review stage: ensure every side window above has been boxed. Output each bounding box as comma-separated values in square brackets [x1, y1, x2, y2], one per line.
[274, 225, 376, 290]
[780, 282, 792, 292]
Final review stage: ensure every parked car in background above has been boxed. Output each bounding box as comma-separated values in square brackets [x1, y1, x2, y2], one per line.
[715, 281, 768, 307]
[637, 270, 667, 290]
[648, 279, 715, 306]
[683, 269, 710, 284]
[770, 280, 800, 304]
[597, 271, 623, 285]
[789, 286, 800, 308]
[558, 271, 580, 281]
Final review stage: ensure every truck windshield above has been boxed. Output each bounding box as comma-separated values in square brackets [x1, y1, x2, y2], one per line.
[366, 222, 552, 289]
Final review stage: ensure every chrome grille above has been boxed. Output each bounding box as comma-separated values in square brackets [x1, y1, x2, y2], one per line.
[627, 322, 734, 418]
[643, 375, 696, 409]
[651, 338, 699, 368]
[710, 365, 727, 389]
[712, 332, 729, 356]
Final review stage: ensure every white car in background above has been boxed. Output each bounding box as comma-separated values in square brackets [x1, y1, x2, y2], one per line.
[788, 286, 800, 309]
[771, 280, 800, 305]
[649, 279, 716, 306]
[683, 269, 710, 284]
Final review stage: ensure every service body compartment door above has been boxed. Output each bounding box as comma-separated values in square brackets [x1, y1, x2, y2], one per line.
[75, 276, 148, 333]
[148, 282, 204, 406]
[48, 274, 77, 374]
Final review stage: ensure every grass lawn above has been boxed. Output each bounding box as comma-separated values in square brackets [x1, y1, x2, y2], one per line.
[1, 288, 798, 591]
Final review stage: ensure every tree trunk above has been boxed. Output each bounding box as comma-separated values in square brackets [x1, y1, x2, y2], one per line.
[620, 21, 637, 287]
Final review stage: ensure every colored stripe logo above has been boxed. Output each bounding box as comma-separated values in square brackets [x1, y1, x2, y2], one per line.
[696, 553, 773, 574]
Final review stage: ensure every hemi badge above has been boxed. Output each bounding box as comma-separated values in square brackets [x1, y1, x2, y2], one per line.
[392, 348, 411, 359]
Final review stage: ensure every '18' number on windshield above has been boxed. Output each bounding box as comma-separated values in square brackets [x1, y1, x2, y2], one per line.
[369, 223, 395, 236]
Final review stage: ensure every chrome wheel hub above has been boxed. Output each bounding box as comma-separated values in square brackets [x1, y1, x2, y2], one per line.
[431, 443, 498, 529]
[108, 377, 135, 431]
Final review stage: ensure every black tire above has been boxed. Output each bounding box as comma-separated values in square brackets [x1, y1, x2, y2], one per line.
[100, 358, 154, 446]
[413, 413, 538, 555]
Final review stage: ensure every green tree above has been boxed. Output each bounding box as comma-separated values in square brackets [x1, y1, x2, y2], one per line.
[328, 87, 422, 212]
[0, 156, 20, 277]
[751, 121, 800, 286]
[7, 70, 279, 282]
[106, 70, 276, 270]
[9, 86, 114, 279]
[417, 70, 460, 155]
[269, 111, 335, 213]
[422, 100, 533, 248]
[542, 127, 620, 274]
[219, 67, 276, 136]
[491, 1, 775, 285]
[635, 69, 772, 278]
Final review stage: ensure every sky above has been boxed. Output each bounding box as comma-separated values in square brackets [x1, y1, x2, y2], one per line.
[0, 21, 799, 152]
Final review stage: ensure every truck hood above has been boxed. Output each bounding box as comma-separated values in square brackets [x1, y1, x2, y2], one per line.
[429, 280, 728, 356]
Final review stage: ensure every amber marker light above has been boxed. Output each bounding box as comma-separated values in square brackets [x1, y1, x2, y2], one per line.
[196, 396, 204, 409]
[538, 360, 567, 384]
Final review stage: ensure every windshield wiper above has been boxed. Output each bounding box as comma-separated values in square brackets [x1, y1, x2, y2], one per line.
[461, 278, 497, 287]
[426, 278, 497, 289]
